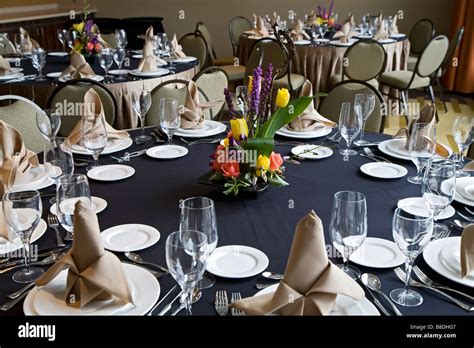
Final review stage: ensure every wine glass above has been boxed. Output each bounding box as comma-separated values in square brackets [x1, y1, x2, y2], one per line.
[152, 35, 162, 57]
[329, 191, 367, 279]
[14, 33, 27, 56]
[319, 23, 328, 40]
[164, 43, 175, 73]
[159, 33, 168, 51]
[114, 29, 127, 49]
[390, 206, 433, 307]
[57, 29, 68, 52]
[422, 159, 456, 239]
[180, 197, 218, 289]
[159, 97, 180, 144]
[408, 123, 436, 184]
[452, 116, 473, 178]
[56, 174, 91, 241]
[31, 48, 46, 80]
[3, 190, 43, 283]
[236, 86, 248, 116]
[98, 48, 113, 81]
[338, 102, 361, 161]
[66, 30, 78, 51]
[112, 48, 126, 77]
[132, 91, 152, 142]
[166, 230, 208, 315]
[311, 26, 320, 44]
[353, 94, 376, 146]
[82, 113, 108, 171]
[36, 109, 61, 141]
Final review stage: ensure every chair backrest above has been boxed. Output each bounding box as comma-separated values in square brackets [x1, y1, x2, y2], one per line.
[193, 67, 229, 118]
[343, 39, 386, 81]
[0, 34, 16, 55]
[468, 144, 474, 160]
[178, 33, 208, 70]
[244, 38, 288, 85]
[147, 79, 212, 126]
[229, 16, 252, 56]
[0, 95, 45, 153]
[196, 22, 217, 61]
[409, 19, 435, 55]
[47, 79, 117, 136]
[415, 35, 449, 78]
[441, 27, 464, 72]
[318, 80, 385, 133]
[100, 33, 119, 49]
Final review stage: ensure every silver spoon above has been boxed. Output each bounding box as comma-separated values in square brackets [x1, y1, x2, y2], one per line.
[454, 219, 469, 229]
[361, 273, 403, 316]
[261, 271, 284, 280]
[124, 251, 169, 273]
[171, 288, 202, 316]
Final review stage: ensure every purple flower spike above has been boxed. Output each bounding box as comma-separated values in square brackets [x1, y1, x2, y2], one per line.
[249, 66, 262, 118]
[224, 88, 236, 118]
[259, 63, 273, 121]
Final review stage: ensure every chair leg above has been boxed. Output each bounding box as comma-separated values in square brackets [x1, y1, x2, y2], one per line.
[427, 85, 439, 123]
[436, 77, 448, 113]
[400, 90, 409, 124]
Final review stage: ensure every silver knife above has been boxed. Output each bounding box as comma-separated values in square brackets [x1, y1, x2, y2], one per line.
[147, 285, 177, 316]
[158, 290, 183, 316]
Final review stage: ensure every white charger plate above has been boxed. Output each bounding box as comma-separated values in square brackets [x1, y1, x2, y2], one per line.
[397, 197, 455, 220]
[87, 165, 135, 182]
[131, 54, 143, 59]
[108, 69, 131, 76]
[47, 51, 69, 57]
[101, 224, 160, 252]
[0, 72, 23, 80]
[46, 72, 62, 78]
[255, 284, 379, 315]
[389, 33, 406, 39]
[10, 177, 54, 192]
[294, 40, 311, 45]
[378, 138, 451, 161]
[291, 145, 333, 159]
[276, 126, 332, 139]
[24, 263, 160, 315]
[206, 245, 269, 278]
[0, 219, 47, 255]
[329, 39, 357, 46]
[360, 162, 408, 179]
[129, 68, 170, 77]
[173, 56, 197, 63]
[59, 75, 104, 83]
[378, 39, 396, 44]
[455, 177, 474, 201]
[146, 145, 188, 159]
[350, 237, 405, 268]
[50, 196, 107, 215]
[71, 137, 133, 155]
[11, 165, 47, 188]
[423, 237, 474, 287]
[441, 178, 474, 207]
[175, 120, 226, 138]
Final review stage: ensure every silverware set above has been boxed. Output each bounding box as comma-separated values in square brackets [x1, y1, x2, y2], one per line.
[124, 251, 169, 274]
[47, 213, 65, 247]
[359, 147, 392, 163]
[111, 149, 147, 163]
[180, 137, 222, 146]
[214, 290, 244, 316]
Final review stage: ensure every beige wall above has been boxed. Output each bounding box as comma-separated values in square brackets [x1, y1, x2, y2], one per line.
[62, 0, 454, 57]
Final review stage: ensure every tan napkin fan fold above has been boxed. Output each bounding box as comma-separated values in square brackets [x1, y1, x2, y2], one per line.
[290, 20, 310, 41]
[390, 14, 399, 34]
[0, 56, 12, 76]
[171, 34, 186, 58]
[332, 22, 357, 43]
[36, 201, 133, 308]
[463, 162, 474, 171]
[460, 225, 474, 278]
[288, 80, 337, 131]
[252, 14, 269, 37]
[61, 51, 96, 79]
[373, 20, 389, 40]
[68, 88, 129, 145]
[19, 27, 40, 52]
[271, 12, 280, 26]
[232, 211, 364, 315]
[345, 13, 355, 27]
[138, 26, 167, 72]
[180, 81, 222, 129]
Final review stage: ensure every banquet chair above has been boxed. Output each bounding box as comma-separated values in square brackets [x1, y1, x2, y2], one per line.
[407, 19, 435, 71]
[318, 80, 385, 133]
[47, 79, 117, 136]
[193, 67, 228, 119]
[178, 32, 208, 70]
[330, 39, 386, 90]
[0, 34, 16, 55]
[229, 16, 252, 56]
[468, 145, 474, 160]
[147, 79, 212, 126]
[0, 95, 45, 153]
[100, 33, 119, 49]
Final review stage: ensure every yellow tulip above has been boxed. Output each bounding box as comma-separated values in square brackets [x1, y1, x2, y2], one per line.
[230, 118, 249, 141]
[255, 155, 270, 177]
[247, 76, 253, 94]
[315, 17, 323, 25]
[223, 138, 230, 147]
[276, 88, 290, 108]
[73, 22, 85, 33]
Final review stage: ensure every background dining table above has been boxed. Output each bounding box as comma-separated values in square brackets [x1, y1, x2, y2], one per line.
[0, 128, 472, 316]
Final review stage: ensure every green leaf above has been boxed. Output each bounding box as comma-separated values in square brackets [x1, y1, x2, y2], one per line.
[268, 174, 289, 187]
[257, 96, 313, 139]
[242, 138, 274, 157]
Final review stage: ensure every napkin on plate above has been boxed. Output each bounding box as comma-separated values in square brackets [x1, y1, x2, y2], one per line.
[345, 13, 355, 28]
[19, 27, 40, 52]
[373, 20, 389, 41]
[287, 80, 337, 131]
[36, 201, 133, 308]
[68, 88, 129, 145]
[138, 26, 167, 72]
[332, 22, 357, 43]
[271, 11, 280, 26]
[61, 51, 96, 79]
[461, 225, 474, 278]
[290, 20, 310, 41]
[390, 14, 399, 34]
[231, 211, 364, 315]
[0, 56, 12, 76]
[180, 81, 222, 129]
[171, 34, 186, 58]
[252, 14, 269, 37]
[463, 162, 474, 171]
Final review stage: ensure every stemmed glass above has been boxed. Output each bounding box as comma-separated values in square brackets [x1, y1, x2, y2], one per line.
[2, 190, 43, 283]
[159, 97, 180, 144]
[36, 109, 61, 141]
[236, 86, 248, 116]
[112, 48, 126, 77]
[56, 174, 91, 241]
[44, 137, 74, 204]
[180, 197, 218, 289]
[311, 26, 320, 45]
[319, 23, 328, 40]
[329, 191, 367, 279]
[14, 33, 27, 56]
[422, 159, 456, 239]
[164, 43, 175, 73]
[390, 206, 433, 306]
[338, 102, 361, 161]
[57, 29, 68, 52]
[67, 31, 79, 51]
[114, 29, 127, 49]
[152, 35, 162, 57]
[166, 230, 208, 315]
[98, 48, 113, 81]
[82, 113, 108, 171]
[31, 48, 46, 80]
[452, 116, 473, 178]
[132, 91, 152, 142]
[408, 123, 436, 184]
[354, 94, 376, 146]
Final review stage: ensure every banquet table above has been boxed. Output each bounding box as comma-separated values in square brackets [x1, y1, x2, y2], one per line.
[0, 53, 199, 129]
[0, 128, 472, 316]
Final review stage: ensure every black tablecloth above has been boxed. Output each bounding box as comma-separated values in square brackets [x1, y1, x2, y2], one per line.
[1, 129, 472, 316]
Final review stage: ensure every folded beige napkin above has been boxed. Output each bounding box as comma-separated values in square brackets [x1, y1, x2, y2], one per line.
[252, 14, 269, 37]
[373, 21, 389, 40]
[345, 13, 355, 28]
[19, 27, 40, 52]
[290, 20, 310, 41]
[461, 225, 474, 278]
[332, 22, 357, 43]
[180, 81, 222, 129]
[390, 14, 399, 34]
[36, 201, 133, 308]
[0, 55, 12, 76]
[138, 26, 167, 72]
[68, 88, 129, 145]
[288, 80, 337, 131]
[171, 34, 186, 58]
[232, 211, 364, 315]
[61, 51, 96, 79]
[463, 162, 474, 171]
[271, 11, 280, 26]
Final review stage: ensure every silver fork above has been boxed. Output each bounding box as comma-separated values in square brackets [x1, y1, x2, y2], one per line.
[464, 207, 474, 215]
[393, 267, 473, 311]
[364, 147, 392, 163]
[412, 266, 474, 301]
[457, 211, 474, 223]
[431, 227, 451, 240]
[47, 214, 65, 247]
[1, 289, 31, 311]
[180, 137, 221, 146]
[215, 290, 228, 316]
[231, 292, 245, 316]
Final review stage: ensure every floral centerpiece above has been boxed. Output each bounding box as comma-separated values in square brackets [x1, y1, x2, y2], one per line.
[70, 0, 103, 56]
[309, 0, 338, 30]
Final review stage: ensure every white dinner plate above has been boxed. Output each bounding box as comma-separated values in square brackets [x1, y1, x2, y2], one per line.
[129, 68, 170, 77]
[24, 263, 160, 315]
[254, 284, 379, 315]
[132, 50, 143, 54]
[378, 38, 396, 44]
[50, 196, 107, 215]
[329, 39, 357, 46]
[0, 72, 23, 80]
[294, 40, 311, 45]
[360, 162, 408, 179]
[455, 177, 474, 201]
[47, 51, 69, 57]
[206, 245, 269, 278]
[11, 165, 47, 188]
[108, 69, 131, 76]
[59, 75, 104, 83]
[132, 54, 143, 59]
[146, 145, 188, 159]
[441, 178, 474, 207]
[10, 68, 23, 73]
[71, 137, 133, 155]
[87, 165, 135, 182]
[389, 33, 407, 39]
[0, 219, 47, 255]
[291, 145, 333, 159]
[101, 224, 160, 252]
[315, 38, 330, 44]
[423, 237, 474, 287]
[174, 120, 227, 138]
[350, 237, 405, 268]
[397, 197, 455, 220]
[46, 72, 62, 78]
[10, 177, 54, 192]
[173, 56, 197, 63]
[276, 125, 332, 139]
[378, 138, 451, 161]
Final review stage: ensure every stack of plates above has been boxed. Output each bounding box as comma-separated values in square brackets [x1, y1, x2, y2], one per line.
[294, 40, 311, 45]
[378, 138, 452, 161]
[276, 125, 332, 139]
[441, 177, 474, 206]
[59, 75, 104, 82]
[0, 72, 24, 81]
[174, 120, 226, 138]
[129, 68, 170, 77]
[9, 165, 54, 192]
[329, 39, 358, 47]
[71, 137, 133, 155]
[173, 56, 197, 63]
